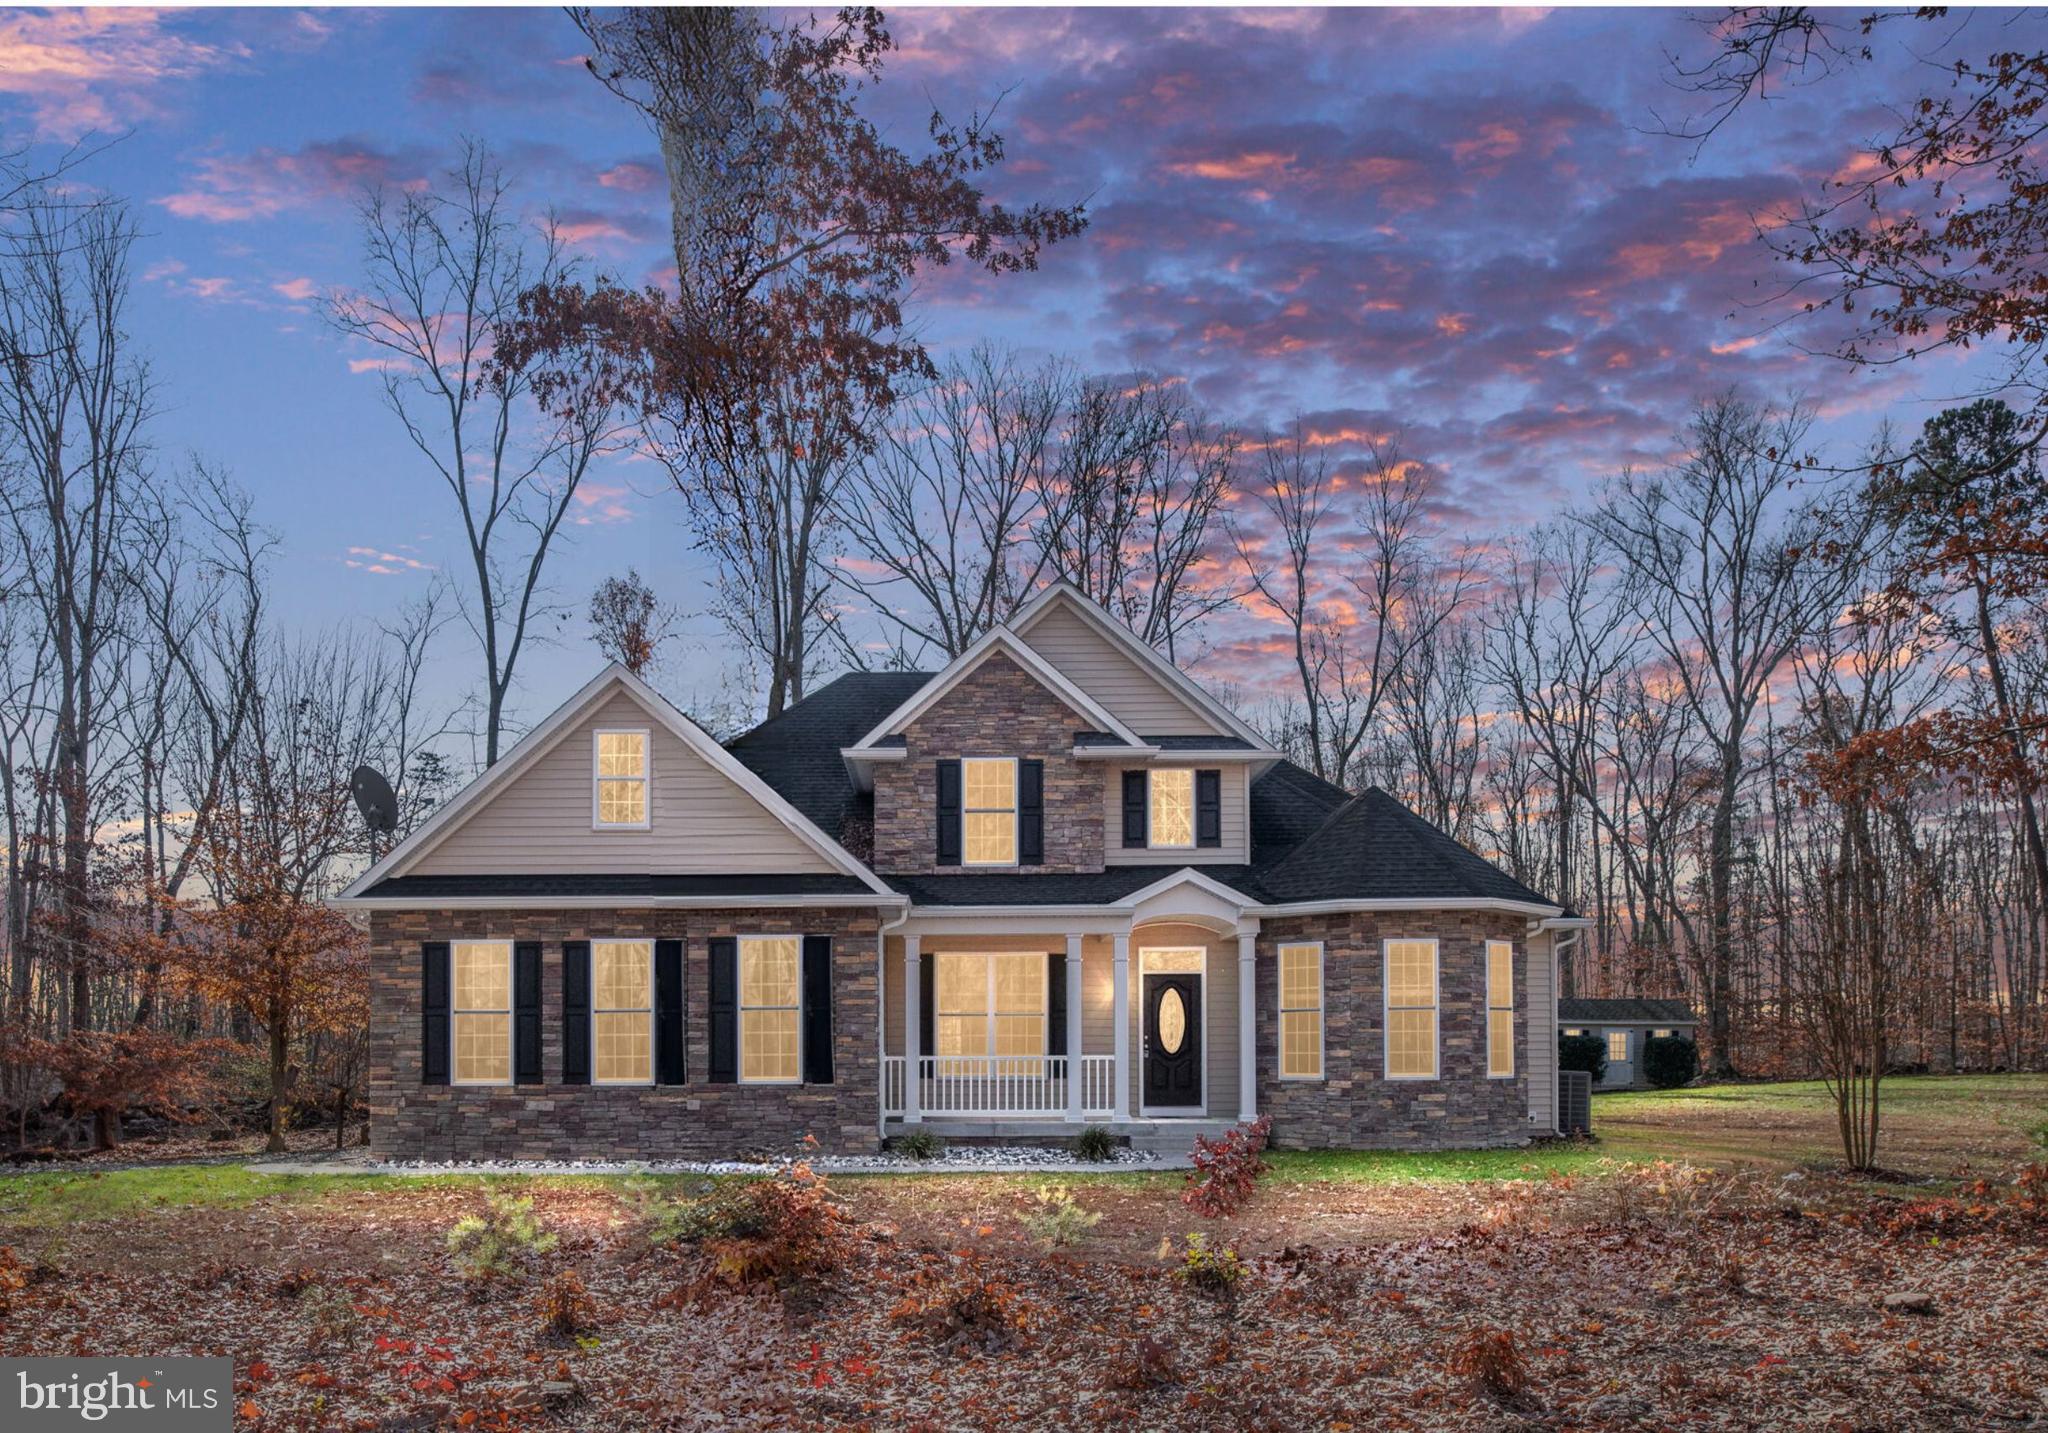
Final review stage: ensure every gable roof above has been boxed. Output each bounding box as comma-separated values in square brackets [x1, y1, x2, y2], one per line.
[1559, 998, 1697, 1025]
[1009, 583, 1276, 749]
[845, 625, 1144, 752]
[337, 665, 898, 902]
[726, 671, 932, 833]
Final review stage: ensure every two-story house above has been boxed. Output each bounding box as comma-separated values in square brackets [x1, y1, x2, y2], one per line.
[338, 584, 1585, 1158]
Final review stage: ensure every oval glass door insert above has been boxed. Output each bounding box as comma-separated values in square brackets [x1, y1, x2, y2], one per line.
[1158, 987, 1187, 1055]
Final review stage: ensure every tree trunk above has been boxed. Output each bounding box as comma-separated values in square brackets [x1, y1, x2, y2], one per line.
[267, 1006, 291, 1154]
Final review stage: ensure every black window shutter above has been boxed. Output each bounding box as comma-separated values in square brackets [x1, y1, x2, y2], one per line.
[1122, 770, 1148, 847]
[655, 939, 686, 1085]
[936, 759, 962, 865]
[1196, 769, 1223, 848]
[1046, 951, 1067, 1058]
[421, 942, 450, 1086]
[513, 942, 543, 1085]
[919, 950, 934, 1056]
[1018, 759, 1045, 865]
[801, 935, 834, 1084]
[561, 941, 591, 1085]
[707, 936, 738, 1083]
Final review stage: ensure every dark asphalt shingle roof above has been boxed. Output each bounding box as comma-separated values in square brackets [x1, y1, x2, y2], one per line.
[359, 873, 883, 900]
[1558, 998, 1697, 1024]
[888, 865, 1268, 906]
[725, 671, 932, 834]
[1254, 787, 1556, 906]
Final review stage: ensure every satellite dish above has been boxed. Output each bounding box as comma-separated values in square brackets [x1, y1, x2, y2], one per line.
[351, 766, 399, 834]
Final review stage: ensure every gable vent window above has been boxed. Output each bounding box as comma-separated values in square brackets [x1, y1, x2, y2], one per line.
[962, 757, 1018, 866]
[594, 729, 650, 827]
[1148, 769, 1195, 848]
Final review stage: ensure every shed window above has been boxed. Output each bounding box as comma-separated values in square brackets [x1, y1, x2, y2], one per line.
[962, 758, 1018, 866]
[594, 730, 650, 827]
[1607, 1030, 1630, 1063]
[1279, 943, 1324, 1080]
[1652, 1028, 1674, 1038]
[452, 941, 511, 1085]
[1486, 939, 1514, 1078]
[740, 936, 801, 1083]
[1148, 769, 1195, 848]
[1384, 938, 1438, 1079]
[592, 940, 652, 1083]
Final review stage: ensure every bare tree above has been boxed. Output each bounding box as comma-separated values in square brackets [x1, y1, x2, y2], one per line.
[1585, 395, 1865, 1075]
[332, 143, 621, 765]
[588, 567, 678, 677]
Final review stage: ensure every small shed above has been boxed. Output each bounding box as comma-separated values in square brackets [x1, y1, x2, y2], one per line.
[1558, 998, 1697, 1090]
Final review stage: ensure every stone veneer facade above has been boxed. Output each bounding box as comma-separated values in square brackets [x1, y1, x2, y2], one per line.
[1255, 909, 1533, 1150]
[871, 652, 1108, 876]
[367, 906, 887, 1161]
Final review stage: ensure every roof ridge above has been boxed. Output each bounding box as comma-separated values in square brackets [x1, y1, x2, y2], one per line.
[1255, 789, 1368, 884]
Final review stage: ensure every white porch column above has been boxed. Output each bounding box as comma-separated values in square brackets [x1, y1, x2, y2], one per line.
[903, 933, 922, 1123]
[1237, 930, 1258, 1121]
[1112, 933, 1132, 1120]
[1064, 935, 1085, 1122]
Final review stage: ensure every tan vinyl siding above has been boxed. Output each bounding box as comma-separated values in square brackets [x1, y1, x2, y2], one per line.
[1102, 763, 1249, 864]
[1014, 603, 1229, 735]
[411, 691, 841, 876]
[1527, 930, 1557, 1132]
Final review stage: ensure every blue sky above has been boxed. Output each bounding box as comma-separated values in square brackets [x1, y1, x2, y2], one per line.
[2, 6, 2035, 749]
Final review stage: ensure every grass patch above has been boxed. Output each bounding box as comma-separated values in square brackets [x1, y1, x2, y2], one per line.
[1264, 1141, 1617, 1184]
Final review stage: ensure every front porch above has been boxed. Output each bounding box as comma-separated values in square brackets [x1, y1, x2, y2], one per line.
[879, 876, 1262, 1134]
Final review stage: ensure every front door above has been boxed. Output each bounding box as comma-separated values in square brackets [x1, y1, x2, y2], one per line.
[1143, 973, 1202, 1110]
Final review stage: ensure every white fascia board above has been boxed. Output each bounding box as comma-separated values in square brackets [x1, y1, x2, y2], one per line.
[845, 627, 1143, 752]
[1068, 745, 1162, 761]
[1262, 896, 1563, 919]
[333, 892, 906, 912]
[901, 891, 1561, 922]
[1007, 583, 1279, 753]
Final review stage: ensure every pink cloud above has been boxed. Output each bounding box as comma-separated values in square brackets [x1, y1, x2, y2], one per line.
[157, 139, 429, 224]
[343, 545, 435, 577]
[596, 161, 663, 193]
[571, 482, 633, 525]
[272, 277, 320, 303]
[0, 9, 248, 138]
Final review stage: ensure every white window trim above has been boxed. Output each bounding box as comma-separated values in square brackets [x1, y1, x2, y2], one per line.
[1382, 936, 1440, 1082]
[1137, 950, 1208, 1117]
[1277, 941, 1326, 1082]
[591, 938, 656, 1087]
[1486, 939, 1515, 1080]
[1146, 768, 1196, 851]
[739, 932, 804, 1086]
[451, 939, 514, 1087]
[933, 951, 1050, 1060]
[592, 728, 652, 830]
[961, 755, 1019, 868]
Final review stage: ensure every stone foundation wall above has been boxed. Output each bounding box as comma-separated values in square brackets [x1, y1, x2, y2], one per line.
[1256, 910, 1534, 1150]
[368, 906, 884, 1161]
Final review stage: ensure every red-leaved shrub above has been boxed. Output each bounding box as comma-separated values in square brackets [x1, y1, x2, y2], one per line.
[1181, 1115, 1271, 1218]
[1448, 1327, 1529, 1398]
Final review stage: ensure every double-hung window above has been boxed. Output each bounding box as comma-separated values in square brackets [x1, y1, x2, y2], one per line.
[1606, 1030, 1630, 1065]
[962, 758, 1017, 865]
[1278, 943, 1324, 1079]
[1384, 938, 1439, 1080]
[452, 941, 512, 1085]
[1486, 940, 1515, 1078]
[739, 935, 801, 1083]
[1148, 769, 1195, 848]
[593, 940, 653, 1084]
[934, 953, 1045, 1074]
[594, 729, 650, 828]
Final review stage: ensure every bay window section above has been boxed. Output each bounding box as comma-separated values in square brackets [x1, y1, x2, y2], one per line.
[1148, 768, 1195, 848]
[593, 940, 653, 1084]
[1486, 939, 1514, 1078]
[452, 941, 511, 1085]
[1384, 938, 1439, 1079]
[1278, 943, 1324, 1079]
[594, 729, 649, 827]
[962, 757, 1018, 865]
[740, 936, 801, 1083]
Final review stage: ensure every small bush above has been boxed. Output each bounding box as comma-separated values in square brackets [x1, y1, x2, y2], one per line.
[1106, 1334, 1179, 1391]
[1642, 1036, 1699, 1089]
[1017, 1183, 1102, 1249]
[1071, 1124, 1117, 1163]
[535, 1269, 597, 1339]
[894, 1128, 944, 1161]
[890, 1245, 1032, 1354]
[446, 1193, 558, 1286]
[699, 1163, 847, 1286]
[2015, 1162, 2048, 1221]
[1165, 1231, 1244, 1297]
[1448, 1327, 1529, 1399]
[298, 1284, 361, 1348]
[1558, 1034, 1606, 1082]
[0, 1247, 27, 1317]
[1181, 1115, 1271, 1218]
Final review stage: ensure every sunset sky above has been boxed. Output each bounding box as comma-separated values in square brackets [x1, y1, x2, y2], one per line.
[1, 6, 2032, 746]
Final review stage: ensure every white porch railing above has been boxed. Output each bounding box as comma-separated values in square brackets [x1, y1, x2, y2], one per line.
[881, 1055, 1116, 1118]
